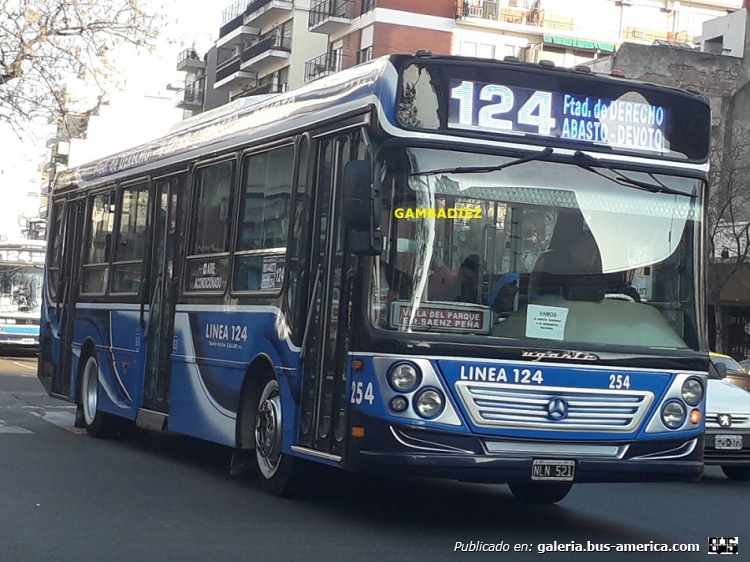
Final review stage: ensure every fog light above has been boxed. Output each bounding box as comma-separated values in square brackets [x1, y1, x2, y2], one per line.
[415, 389, 444, 419]
[390, 396, 408, 412]
[681, 378, 703, 406]
[661, 401, 686, 429]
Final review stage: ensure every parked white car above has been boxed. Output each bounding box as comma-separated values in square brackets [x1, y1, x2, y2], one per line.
[705, 378, 750, 481]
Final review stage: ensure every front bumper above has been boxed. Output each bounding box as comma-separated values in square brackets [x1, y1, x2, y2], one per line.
[705, 429, 750, 466]
[347, 412, 703, 483]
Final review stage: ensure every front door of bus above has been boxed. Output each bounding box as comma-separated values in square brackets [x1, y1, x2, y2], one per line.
[54, 198, 86, 397]
[142, 175, 182, 412]
[299, 133, 363, 457]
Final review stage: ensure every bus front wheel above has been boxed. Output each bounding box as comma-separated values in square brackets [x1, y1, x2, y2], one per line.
[80, 354, 113, 438]
[507, 481, 573, 504]
[254, 378, 305, 496]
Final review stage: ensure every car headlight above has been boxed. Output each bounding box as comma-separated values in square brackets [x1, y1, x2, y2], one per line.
[661, 401, 686, 429]
[388, 362, 420, 392]
[681, 378, 703, 406]
[415, 389, 444, 419]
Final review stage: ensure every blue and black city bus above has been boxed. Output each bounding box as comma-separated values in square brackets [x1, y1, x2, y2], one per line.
[38, 53, 711, 503]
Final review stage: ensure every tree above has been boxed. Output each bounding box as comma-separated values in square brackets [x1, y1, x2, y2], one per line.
[0, 0, 162, 137]
[707, 124, 750, 353]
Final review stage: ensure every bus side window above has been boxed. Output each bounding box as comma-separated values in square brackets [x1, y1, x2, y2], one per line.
[81, 190, 116, 294]
[232, 145, 294, 292]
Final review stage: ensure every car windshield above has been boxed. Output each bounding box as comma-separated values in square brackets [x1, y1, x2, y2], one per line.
[712, 355, 744, 372]
[370, 147, 703, 351]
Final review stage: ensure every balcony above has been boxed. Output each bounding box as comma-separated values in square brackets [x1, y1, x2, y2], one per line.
[457, 1, 567, 30]
[175, 82, 204, 110]
[245, 0, 293, 28]
[309, 0, 354, 35]
[176, 49, 206, 72]
[240, 33, 292, 74]
[214, 56, 257, 91]
[217, 24, 260, 49]
[241, 82, 289, 97]
[304, 51, 345, 83]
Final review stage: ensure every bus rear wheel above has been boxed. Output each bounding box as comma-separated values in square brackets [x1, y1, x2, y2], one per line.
[507, 481, 573, 504]
[81, 354, 113, 438]
[721, 465, 750, 481]
[254, 378, 306, 496]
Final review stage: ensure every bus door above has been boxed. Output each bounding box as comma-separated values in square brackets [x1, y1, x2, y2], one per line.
[299, 133, 364, 458]
[142, 175, 183, 413]
[52, 198, 86, 398]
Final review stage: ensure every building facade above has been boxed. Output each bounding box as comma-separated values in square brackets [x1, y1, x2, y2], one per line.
[174, 0, 742, 117]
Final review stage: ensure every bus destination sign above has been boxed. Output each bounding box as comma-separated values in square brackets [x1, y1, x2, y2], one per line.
[448, 79, 668, 153]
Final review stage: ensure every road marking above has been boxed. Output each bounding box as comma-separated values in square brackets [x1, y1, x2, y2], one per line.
[0, 421, 33, 434]
[11, 361, 36, 371]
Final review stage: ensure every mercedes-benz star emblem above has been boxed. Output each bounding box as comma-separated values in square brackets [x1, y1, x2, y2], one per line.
[547, 397, 569, 420]
[718, 414, 732, 427]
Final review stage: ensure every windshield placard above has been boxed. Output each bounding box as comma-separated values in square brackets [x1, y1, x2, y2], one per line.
[391, 301, 491, 334]
[449, 80, 667, 153]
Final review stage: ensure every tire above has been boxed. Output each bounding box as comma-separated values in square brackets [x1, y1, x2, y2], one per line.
[721, 465, 750, 481]
[507, 481, 573, 504]
[253, 378, 306, 497]
[80, 354, 114, 438]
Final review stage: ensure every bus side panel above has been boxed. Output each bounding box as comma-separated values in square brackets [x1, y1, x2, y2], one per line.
[71, 307, 140, 420]
[168, 309, 301, 448]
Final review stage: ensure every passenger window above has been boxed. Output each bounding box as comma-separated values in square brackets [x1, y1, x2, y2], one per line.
[48, 201, 65, 298]
[111, 183, 149, 293]
[233, 145, 294, 292]
[192, 161, 235, 255]
[82, 191, 116, 294]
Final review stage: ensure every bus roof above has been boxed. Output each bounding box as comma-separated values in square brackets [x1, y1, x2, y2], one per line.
[54, 53, 710, 193]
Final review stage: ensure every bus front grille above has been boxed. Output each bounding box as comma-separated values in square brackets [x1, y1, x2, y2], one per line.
[455, 382, 654, 432]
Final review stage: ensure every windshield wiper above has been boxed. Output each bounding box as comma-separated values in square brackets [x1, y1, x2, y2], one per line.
[573, 151, 696, 198]
[411, 147, 554, 176]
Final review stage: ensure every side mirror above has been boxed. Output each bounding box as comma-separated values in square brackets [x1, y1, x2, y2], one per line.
[342, 160, 379, 229]
[711, 361, 727, 379]
[342, 160, 382, 256]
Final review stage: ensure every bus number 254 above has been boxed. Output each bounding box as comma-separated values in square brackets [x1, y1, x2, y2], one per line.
[350, 381, 375, 405]
[609, 374, 631, 389]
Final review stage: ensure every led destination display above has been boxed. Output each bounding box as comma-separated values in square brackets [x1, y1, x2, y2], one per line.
[448, 79, 668, 153]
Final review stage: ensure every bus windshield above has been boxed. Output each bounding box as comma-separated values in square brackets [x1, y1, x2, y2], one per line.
[0, 265, 43, 314]
[372, 147, 703, 351]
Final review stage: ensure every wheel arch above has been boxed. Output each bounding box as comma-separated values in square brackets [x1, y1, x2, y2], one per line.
[235, 353, 277, 450]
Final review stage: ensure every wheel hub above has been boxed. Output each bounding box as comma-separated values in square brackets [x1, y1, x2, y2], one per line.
[255, 395, 282, 463]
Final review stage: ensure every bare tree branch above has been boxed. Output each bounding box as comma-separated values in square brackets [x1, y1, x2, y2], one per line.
[0, 0, 163, 133]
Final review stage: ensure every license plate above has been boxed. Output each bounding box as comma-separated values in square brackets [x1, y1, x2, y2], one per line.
[531, 459, 575, 481]
[714, 435, 743, 450]
[21, 338, 35, 345]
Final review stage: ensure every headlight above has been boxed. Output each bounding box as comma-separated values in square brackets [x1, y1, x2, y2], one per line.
[681, 378, 703, 406]
[415, 389, 444, 419]
[661, 401, 686, 429]
[388, 363, 420, 392]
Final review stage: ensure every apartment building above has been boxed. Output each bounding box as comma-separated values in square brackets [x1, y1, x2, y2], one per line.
[175, 0, 742, 116]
